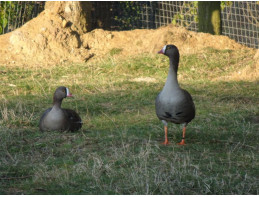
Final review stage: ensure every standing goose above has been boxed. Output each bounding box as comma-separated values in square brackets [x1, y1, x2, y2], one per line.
[155, 45, 195, 145]
[39, 86, 82, 132]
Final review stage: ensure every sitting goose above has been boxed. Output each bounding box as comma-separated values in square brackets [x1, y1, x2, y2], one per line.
[39, 86, 82, 132]
[155, 45, 195, 145]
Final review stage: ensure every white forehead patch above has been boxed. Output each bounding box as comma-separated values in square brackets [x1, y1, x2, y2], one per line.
[66, 88, 70, 96]
[162, 45, 167, 53]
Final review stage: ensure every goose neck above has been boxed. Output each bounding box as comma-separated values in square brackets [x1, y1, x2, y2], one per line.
[53, 99, 62, 109]
[169, 56, 178, 74]
[164, 58, 179, 89]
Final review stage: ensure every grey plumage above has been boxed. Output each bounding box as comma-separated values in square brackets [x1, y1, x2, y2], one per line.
[39, 86, 82, 132]
[155, 88, 195, 124]
[155, 45, 195, 145]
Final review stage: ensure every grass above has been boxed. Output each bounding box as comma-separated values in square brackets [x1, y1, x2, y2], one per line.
[0, 48, 258, 194]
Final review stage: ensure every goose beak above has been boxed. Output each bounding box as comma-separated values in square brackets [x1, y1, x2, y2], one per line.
[158, 45, 166, 54]
[66, 88, 73, 97]
[158, 49, 164, 54]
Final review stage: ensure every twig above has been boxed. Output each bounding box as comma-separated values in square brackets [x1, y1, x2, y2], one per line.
[215, 140, 257, 150]
[5, 149, 15, 162]
[101, 111, 119, 130]
[0, 175, 32, 180]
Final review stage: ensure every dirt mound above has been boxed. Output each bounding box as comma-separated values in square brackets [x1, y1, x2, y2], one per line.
[0, 9, 91, 66]
[0, 6, 254, 67]
[82, 25, 246, 59]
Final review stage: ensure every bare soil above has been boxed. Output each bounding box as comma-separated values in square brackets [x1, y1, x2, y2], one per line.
[0, 7, 257, 72]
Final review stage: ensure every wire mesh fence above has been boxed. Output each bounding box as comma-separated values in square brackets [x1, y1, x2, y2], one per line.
[221, 1, 258, 49]
[154, 1, 198, 32]
[0, 1, 45, 34]
[0, 1, 258, 49]
[99, 2, 198, 31]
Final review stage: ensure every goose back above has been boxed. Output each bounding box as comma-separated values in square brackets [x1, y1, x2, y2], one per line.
[63, 108, 82, 131]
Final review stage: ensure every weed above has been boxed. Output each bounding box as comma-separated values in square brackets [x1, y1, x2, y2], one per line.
[109, 48, 123, 56]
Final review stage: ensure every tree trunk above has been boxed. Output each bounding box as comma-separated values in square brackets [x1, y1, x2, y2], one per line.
[45, 1, 92, 34]
[198, 1, 221, 35]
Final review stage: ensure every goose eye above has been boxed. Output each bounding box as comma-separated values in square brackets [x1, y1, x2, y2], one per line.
[167, 46, 171, 50]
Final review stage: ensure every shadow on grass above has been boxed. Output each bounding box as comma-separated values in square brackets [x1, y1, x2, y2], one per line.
[0, 79, 258, 195]
[3, 79, 258, 159]
[1, 79, 257, 130]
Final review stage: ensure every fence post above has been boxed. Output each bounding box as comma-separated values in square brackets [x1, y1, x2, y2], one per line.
[198, 1, 221, 35]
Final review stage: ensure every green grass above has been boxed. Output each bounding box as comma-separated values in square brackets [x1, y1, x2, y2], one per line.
[0, 48, 258, 194]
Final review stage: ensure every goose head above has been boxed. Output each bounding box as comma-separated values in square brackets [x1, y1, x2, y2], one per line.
[158, 44, 179, 59]
[53, 86, 73, 104]
[158, 44, 180, 71]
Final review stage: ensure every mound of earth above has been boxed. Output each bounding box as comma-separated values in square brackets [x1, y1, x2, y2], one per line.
[0, 8, 91, 66]
[0, 4, 256, 67]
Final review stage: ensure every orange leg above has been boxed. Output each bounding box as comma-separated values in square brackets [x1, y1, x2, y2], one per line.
[162, 125, 169, 145]
[178, 126, 186, 145]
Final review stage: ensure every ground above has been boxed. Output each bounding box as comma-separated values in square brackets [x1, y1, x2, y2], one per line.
[0, 7, 258, 195]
